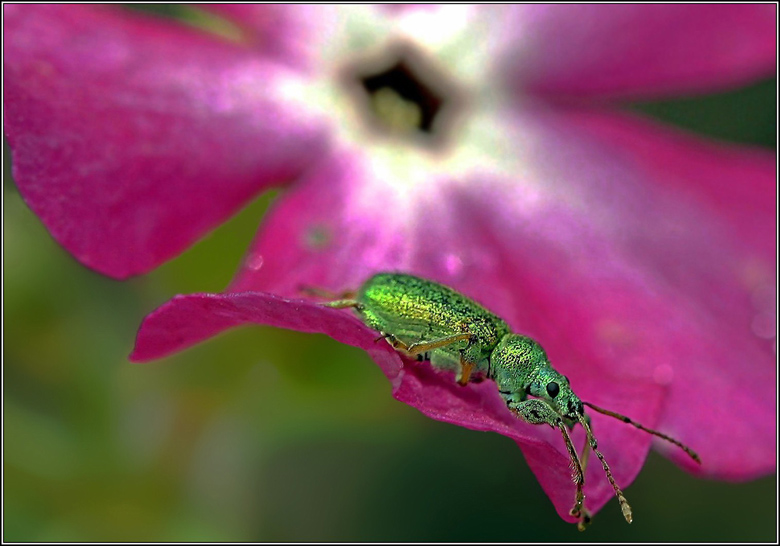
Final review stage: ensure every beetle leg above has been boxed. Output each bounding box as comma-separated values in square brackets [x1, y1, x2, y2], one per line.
[509, 399, 585, 521]
[374, 332, 391, 343]
[579, 415, 592, 490]
[301, 285, 363, 310]
[382, 332, 473, 358]
[405, 333, 473, 355]
[321, 299, 363, 310]
[457, 359, 475, 386]
[299, 285, 357, 300]
[576, 507, 592, 532]
[571, 415, 592, 529]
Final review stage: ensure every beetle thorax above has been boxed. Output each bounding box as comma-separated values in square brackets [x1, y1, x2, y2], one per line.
[491, 334, 582, 419]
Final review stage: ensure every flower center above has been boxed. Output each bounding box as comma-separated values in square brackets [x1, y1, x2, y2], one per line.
[361, 60, 443, 134]
[344, 42, 464, 150]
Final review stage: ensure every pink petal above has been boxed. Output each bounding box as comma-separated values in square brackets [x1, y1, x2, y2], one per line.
[227, 104, 774, 483]
[558, 108, 776, 262]
[202, 5, 437, 64]
[547, 108, 777, 478]
[227, 152, 409, 297]
[4, 5, 327, 278]
[498, 5, 776, 100]
[132, 291, 665, 521]
[187, 151, 677, 519]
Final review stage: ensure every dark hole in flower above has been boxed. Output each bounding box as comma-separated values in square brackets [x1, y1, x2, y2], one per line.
[344, 42, 466, 150]
[361, 61, 444, 134]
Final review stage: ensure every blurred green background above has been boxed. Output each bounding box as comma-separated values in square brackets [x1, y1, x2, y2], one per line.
[4, 6, 777, 542]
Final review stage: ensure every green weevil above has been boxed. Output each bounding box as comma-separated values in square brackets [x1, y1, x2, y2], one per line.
[306, 272, 700, 530]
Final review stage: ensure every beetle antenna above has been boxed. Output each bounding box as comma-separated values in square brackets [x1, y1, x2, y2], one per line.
[577, 414, 633, 524]
[582, 401, 701, 464]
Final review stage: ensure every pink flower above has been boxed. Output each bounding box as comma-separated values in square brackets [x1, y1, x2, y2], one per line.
[5, 5, 776, 525]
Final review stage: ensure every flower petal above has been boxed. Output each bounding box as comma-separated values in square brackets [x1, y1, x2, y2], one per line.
[546, 108, 777, 478]
[446, 107, 776, 480]
[227, 152, 410, 296]
[228, 102, 774, 481]
[131, 290, 664, 522]
[557, 108, 776, 262]
[4, 4, 327, 278]
[212, 149, 674, 519]
[497, 4, 776, 100]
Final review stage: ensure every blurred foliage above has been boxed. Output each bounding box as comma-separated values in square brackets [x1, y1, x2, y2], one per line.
[4, 5, 777, 542]
[631, 77, 777, 149]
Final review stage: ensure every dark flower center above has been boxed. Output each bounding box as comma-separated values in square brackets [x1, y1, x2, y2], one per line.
[361, 61, 443, 134]
[344, 42, 464, 148]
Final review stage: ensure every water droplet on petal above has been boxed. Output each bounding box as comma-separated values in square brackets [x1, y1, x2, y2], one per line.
[246, 252, 264, 271]
[751, 283, 776, 312]
[652, 364, 674, 386]
[443, 253, 464, 277]
[751, 311, 776, 340]
[748, 283, 776, 341]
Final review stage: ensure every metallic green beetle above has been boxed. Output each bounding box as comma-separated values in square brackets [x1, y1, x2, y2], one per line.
[309, 272, 700, 530]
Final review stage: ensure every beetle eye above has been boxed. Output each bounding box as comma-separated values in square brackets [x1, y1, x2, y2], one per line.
[546, 382, 560, 398]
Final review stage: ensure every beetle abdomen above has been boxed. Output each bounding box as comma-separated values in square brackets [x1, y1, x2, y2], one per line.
[356, 273, 510, 355]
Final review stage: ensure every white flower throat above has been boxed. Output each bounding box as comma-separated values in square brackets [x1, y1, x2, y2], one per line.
[271, 6, 536, 218]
